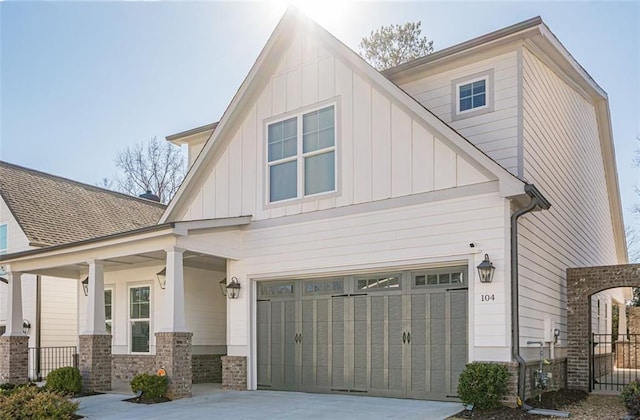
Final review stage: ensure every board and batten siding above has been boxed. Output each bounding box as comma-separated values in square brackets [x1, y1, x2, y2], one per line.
[226, 192, 513, 363]
[395, 51, 520, 176]
[518, 48, 618, 354]
[177, 31, 493, 222]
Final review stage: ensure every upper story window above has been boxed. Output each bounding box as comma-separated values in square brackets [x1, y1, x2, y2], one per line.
[267, 105, 336, 203]
[451, 70, 494, 121]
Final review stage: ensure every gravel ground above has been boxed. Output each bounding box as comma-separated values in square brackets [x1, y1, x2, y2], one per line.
[449, 390, 629, 419]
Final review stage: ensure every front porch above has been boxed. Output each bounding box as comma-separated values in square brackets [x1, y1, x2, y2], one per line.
[0, 217, 250, 399]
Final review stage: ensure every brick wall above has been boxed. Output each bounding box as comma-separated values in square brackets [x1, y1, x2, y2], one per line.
[155, 332, 192, 400]
[567, 264, 640, 391]
[222, 356, 246, 390]
[112, 354, 155, 383]
[192, 354, 223, 383]
[79, 334, 111, 392]
[0, 336, 28, 384]
[490, 358, 567, 407]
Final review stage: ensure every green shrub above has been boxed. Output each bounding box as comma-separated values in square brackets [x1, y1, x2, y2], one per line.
[131, 373, 169, 401]
[622, 379, 640, 416]
[0, 386, 79, 419]
[45, 366, 82, 395]
[457, 362, 510, 409]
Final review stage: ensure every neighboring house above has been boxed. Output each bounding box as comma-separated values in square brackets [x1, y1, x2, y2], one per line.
[0, 161, 165, 379]
[0, 11, 627, 403]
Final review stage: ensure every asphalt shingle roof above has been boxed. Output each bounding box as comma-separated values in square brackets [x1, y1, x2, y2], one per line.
[0, 161, 166, 246]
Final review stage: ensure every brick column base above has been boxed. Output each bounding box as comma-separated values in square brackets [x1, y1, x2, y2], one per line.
[0, 336, 29, 384]
[155, 332, 192, 400]
[79, 334, 112, 392]
[222, 356, 247, 390]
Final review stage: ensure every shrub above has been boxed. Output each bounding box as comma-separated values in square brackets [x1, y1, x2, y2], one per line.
[0, 386, 79, 419]
[622, 379, 640, 416]
[131, 373, 169, 401]
[457, 362, 510, 409]
[46, 366, 82, 395]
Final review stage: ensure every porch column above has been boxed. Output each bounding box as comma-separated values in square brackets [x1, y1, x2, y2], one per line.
[155, 247, 192, 399]
[0, 271, 28, 384]
[79, 260, 111, 392]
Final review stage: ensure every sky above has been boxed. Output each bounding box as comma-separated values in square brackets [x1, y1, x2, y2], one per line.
[1, 1, 639, 237]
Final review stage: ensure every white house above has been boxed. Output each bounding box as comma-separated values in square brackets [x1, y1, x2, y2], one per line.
[0, 161, 165, 380]
[0, 11, 627, 402]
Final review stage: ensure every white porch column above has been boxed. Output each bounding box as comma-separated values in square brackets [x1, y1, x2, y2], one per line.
[5, 271, 24, 336]
[84, 260, 106, 334]
[163, 247, 186, 332]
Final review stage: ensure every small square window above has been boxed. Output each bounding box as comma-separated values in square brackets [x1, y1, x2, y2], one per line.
[452, 70, 493, 121]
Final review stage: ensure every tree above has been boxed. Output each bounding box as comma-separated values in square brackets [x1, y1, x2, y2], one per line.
[359, 21, 434, 71]
[113, 136, 185, 204]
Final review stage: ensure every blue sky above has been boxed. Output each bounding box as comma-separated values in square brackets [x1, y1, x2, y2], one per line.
[1, 1, 638, 231]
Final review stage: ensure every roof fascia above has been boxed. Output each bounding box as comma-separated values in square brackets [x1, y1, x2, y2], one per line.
[166, 122, 218, 145]
[173, 215, 252, 235]
[0, 223, 176, 263]
[160, 11, 297, 223]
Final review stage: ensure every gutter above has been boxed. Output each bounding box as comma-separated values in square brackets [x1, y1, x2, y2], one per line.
[511, 184, 551, 406]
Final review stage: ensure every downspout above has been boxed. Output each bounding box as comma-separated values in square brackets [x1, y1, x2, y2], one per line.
[36, 275, 42, 381]
[511, 184, 551, 406]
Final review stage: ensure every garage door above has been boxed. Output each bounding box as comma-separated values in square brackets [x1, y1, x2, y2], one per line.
[256, 267, 467, 400]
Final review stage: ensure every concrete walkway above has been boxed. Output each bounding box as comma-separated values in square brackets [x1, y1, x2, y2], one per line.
[76, 385, 463, 419]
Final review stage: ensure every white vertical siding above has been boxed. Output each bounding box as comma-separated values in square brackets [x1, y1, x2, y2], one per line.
[518, 48, 618, 347]
[394, 51, 520, 175]
[177, 32, 493, 222]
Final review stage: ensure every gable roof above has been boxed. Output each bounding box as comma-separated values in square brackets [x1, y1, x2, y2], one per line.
[160, 8, 526, 223]
[0, 161, 166, 247]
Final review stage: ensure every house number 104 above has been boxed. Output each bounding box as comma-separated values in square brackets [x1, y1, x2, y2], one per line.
[481, 294, 495, 302]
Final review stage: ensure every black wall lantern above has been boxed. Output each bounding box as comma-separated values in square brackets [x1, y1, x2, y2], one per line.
[82, 277, 89, 296]
[219, 278, 228, 297]
[225, 277, 241, 299]
[22, 319, 31, 335]
[156, 268, 167, 290]
[477, 254, 495, 283]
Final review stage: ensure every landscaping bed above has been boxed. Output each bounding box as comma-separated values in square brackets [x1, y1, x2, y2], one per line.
[450, 389, 628, 419]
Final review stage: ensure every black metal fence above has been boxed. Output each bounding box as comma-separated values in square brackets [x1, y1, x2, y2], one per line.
[28, 346, 78, 381]
[591, 333, 640, 392]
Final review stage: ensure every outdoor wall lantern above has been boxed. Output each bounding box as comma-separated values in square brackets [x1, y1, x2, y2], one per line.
[156, 268, 167, 290]
[225, 277, 241, 299]
[477, 254, 496, 283]
[82, 277, 89, 296]
[22, 319, 31, 335]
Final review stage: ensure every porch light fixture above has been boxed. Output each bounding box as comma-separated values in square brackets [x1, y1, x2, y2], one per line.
[225, 277, 241, 299]
[22, 319, 31, 335]
[477, 254, 496, 283]
[82, 277, 89, 296]
[157, 268, 167, 290]
[219, 278, 228, 297]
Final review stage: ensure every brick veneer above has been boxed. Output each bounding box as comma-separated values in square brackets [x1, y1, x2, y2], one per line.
[222, 356, 246, 390]
[155, 332, 192, 399]
[79, 334, 112, 392]
[567, 264, 640, 391]
[112, 354, 155, 383]
[192, 354, 223, 383]
[0, 336, 29, 384]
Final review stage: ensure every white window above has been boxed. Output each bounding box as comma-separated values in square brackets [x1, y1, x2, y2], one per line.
[129, 286, 150, 353]
[451, 70, 494, 121]
[267, 105, 336, 203]
[105, 289, 113, 335]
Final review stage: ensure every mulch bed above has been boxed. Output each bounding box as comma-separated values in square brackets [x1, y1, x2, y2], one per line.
[123, 395, 172, 405]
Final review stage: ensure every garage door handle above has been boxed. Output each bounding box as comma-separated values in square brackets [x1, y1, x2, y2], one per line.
[407, 332, 411, 344]
[402, 332, 406, 344]
[294, 334, 299, 343]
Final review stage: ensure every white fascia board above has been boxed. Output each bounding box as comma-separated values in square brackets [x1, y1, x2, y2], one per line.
[173, 216, 252, 236]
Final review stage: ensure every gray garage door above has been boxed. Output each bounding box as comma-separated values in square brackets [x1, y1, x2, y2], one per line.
[256, 267, 467, 400]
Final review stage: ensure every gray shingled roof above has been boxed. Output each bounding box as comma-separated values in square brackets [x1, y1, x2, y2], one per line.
[0, 161, 166, 247]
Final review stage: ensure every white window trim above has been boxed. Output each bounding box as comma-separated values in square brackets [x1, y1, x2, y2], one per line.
[0, 224, 7, 276]
[128, 283, 151, 354]
[451, 69, 494, 121]
[105, 286, 114, 337]
[264, 100, 339, 207]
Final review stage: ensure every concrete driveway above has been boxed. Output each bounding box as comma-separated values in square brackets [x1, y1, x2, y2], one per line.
[76, 385, 463, 419]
